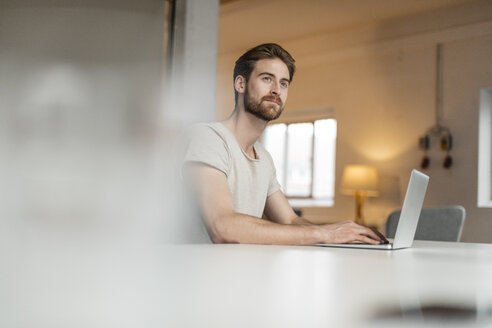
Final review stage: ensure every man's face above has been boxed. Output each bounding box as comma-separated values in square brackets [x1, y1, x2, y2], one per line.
[243, 58, 290, 121]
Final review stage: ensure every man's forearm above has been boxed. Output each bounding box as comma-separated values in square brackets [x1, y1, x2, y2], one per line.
[209, 213, 386, 246]
[291, 216, 314, 225]
[210, 212, 321, 245]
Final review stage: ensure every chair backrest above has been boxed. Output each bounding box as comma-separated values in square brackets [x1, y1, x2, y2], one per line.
[385, 206, 466, 242]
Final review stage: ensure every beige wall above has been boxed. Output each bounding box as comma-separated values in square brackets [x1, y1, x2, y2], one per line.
[216, 2, 492, 242]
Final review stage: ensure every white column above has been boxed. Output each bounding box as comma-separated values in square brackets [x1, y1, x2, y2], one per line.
[165, 0, 219, 124]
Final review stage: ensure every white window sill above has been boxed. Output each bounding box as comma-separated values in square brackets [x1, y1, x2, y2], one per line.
[288, 198, 334, 208]
[477, 201, 492, 208]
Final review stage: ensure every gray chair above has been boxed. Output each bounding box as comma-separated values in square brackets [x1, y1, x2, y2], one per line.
[385, 206, 466, 242]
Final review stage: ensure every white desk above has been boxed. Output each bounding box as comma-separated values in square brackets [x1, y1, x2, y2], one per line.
[4, 241, 492, 327]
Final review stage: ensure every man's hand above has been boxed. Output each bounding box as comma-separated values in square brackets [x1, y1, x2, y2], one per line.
[317, 220, 385, 245]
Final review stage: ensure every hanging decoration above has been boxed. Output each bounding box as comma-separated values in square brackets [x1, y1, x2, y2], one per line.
[419, 43, 453, 170]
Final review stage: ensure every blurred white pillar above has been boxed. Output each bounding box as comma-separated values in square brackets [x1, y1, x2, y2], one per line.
[165, 0, 219, 124]
[0, 0, 168, 239]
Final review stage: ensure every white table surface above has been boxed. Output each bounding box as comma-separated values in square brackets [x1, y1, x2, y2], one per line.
[4, 240, 492, 327]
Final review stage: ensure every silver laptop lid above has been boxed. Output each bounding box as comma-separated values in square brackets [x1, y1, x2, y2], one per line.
[392, 170, 429, 249]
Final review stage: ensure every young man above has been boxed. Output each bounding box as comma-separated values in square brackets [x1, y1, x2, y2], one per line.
[183, 43, 385, 245]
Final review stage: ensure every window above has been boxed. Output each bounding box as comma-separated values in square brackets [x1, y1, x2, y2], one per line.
[262, 118, 337, 206]
[478, 88, 492, 207]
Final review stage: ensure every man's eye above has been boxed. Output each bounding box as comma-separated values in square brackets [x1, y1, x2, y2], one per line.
[281, 82, 289, 88]
[263, 76, 272, 82]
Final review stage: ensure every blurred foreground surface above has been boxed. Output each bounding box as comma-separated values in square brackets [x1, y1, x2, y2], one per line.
[2, 241, 492, 328]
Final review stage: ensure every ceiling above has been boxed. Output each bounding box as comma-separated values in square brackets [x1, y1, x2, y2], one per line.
[218, 0, 478, 54]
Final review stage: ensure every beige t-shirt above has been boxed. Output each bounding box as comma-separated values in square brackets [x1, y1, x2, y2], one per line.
[183, 122, 281, 218]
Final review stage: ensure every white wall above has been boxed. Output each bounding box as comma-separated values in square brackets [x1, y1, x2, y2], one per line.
[216, 2, 492, 242]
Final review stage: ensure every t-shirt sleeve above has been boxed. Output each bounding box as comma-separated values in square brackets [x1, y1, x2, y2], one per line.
[265, 151, 281, 197]
[268, 167, 281, 197]
[183, 125, 230, 176]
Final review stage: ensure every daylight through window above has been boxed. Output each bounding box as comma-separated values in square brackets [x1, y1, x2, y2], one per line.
[262, 118, 337, 206]
[478, 88, 492, 207]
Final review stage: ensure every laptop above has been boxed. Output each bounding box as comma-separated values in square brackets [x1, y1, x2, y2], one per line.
[315, 169, 429, 250]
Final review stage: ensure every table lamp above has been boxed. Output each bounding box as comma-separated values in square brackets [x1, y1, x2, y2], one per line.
[341, 165, 379, 226]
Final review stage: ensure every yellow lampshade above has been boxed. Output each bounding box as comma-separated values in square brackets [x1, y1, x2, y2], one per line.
[341, 165, 379, 196]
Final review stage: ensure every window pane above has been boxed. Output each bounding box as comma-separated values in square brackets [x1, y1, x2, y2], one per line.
[478, 88, 492, 207]
[313, 119, 337, 199]
[285, 123, 313, 197]
[262, 124, 286, 187]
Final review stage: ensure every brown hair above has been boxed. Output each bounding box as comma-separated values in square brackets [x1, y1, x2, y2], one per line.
[233, 43, 296, 103]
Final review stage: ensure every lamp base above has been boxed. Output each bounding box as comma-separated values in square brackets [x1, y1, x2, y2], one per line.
[354, 191, 367, 226]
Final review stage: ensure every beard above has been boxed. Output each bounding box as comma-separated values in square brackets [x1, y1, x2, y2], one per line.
[244, 88, 284, 122]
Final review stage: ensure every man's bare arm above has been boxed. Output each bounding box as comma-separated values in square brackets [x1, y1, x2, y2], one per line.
[185, 164, 319, 244]
[185, 164, 384, 245]
[263, 191, 313, 225]
[263, 191, 387, 242]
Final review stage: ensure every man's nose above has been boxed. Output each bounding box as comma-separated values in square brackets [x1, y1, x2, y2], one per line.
[270, 82, 280, 95]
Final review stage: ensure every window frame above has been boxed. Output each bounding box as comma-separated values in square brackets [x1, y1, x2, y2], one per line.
[263, 108, 336, 206]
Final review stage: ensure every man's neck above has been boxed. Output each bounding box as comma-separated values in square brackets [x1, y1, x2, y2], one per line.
[221, 106, 268, 158]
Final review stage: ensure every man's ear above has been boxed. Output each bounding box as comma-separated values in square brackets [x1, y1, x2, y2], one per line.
[234, 75, 246, 94]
